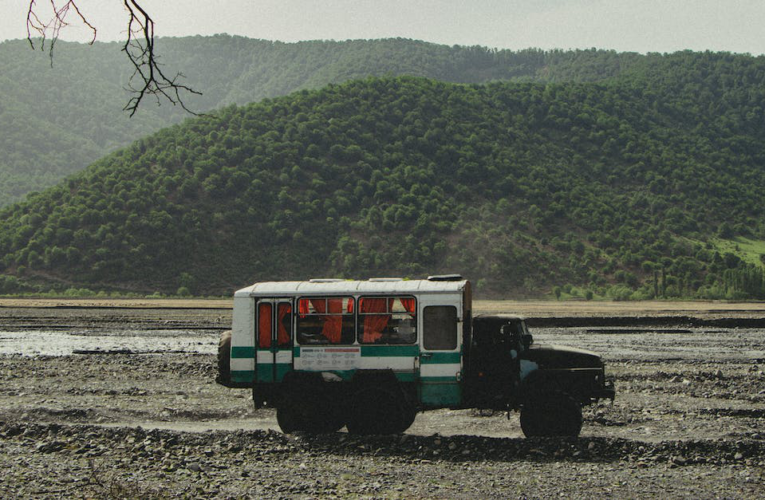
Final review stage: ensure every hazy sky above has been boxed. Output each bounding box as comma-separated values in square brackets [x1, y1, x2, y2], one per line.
[3, 0, 765, 54]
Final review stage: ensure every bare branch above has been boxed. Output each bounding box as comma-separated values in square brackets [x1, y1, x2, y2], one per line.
[25, 0, 201, 116]
[121, 0, 202, 117]
[26, 0, 97, 61]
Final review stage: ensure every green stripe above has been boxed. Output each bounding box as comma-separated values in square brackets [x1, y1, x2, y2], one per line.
[337, 369, 413, 382]
[273, 368, 415, 383]
[256, 363, 293, 382]
[231, 370, 254, 383]
[420, 381, 461, 406]
[293, 347, 300, 357]
[231, 346, 255, 358]
[422, 352, 461, 364]
[420, 376, 460, 382]
[361, 345, 419, 357]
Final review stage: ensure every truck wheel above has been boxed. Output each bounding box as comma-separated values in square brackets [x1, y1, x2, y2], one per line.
[347, 388, 409, 435]
[277, 401, 344, 434]
[276, 402, 301, 433]
[520, 396, 583, 438]
[396, 402, 417, 434]
[215, 330, 232, 386]
[395, 403, 417, 434]
[277, 378, 346, 434]
[314, 410, 345, 434]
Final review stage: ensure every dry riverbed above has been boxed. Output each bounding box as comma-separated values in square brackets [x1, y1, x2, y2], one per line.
[0, 300, 764, 498]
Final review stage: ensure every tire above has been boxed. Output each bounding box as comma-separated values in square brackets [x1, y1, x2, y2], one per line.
[313, 410, 346, 434]
[277, 377, 346, 434]
[276, 402, 300, 433]
[396, 402, 417, 434]
[276, 398, 319, 433]
[215, 330, 232, 386]
[520, 396, 583, 438]
[347, 387, 411, 435]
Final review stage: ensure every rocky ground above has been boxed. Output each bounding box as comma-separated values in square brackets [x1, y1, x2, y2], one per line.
[0, 301, 764, 498]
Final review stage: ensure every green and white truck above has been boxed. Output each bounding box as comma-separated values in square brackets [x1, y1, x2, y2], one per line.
[217, 276, 615, 436]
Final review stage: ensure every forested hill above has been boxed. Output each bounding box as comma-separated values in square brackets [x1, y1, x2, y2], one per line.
[1, 35, 649, 207]
[1, 73, 765, 299]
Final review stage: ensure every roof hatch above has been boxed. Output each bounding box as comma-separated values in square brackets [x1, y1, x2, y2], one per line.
[427, 274, 463, 281]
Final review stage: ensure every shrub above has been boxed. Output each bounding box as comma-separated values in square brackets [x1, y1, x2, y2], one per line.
[606, 284, 634, 301]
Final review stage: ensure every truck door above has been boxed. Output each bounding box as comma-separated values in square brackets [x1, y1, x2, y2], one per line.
[418, 302, 462, 407]
[255, 299, 293, 383]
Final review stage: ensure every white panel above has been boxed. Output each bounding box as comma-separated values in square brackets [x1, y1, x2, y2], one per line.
[275, 351, 293, 363]
[231, 296, 254, 348]
[292, 355, 417, 372]
[356, 357, 416, 371]
[420, 363, 461, 378]
[257, 350, 292, 364]
[231, 358, 255, 371]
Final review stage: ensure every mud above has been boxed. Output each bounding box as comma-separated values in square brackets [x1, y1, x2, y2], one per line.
[1, 302, 764, 498]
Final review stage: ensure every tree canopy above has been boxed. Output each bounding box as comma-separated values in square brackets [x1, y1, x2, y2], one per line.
[1, 63, 764, 298]
[1, 37, 648, 206]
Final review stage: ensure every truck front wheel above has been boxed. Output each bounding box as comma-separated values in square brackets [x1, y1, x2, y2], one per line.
[520, 396, 582, 438]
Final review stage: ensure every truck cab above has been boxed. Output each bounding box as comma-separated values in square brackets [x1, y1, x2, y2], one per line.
[466, 314, 615, 436]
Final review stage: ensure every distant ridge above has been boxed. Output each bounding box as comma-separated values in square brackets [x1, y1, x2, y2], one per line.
[1, 68, 764, 299]
[1, 36, 649, 206]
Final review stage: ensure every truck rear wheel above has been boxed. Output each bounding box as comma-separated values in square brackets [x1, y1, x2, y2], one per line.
[520, 396, 582, 438]
[276, 375, 346, 434]
[399, 403, 417, 432]
[347, 387, 413, 435]
[276, 401, 301, 433]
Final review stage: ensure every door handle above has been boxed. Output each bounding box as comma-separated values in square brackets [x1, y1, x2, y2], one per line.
[420, 353, 433, 359]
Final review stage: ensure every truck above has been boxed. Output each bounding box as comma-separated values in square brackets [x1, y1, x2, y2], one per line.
[217, 276, 615, 436]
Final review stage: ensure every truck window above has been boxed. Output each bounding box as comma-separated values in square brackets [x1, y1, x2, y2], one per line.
[276, 303, 292, 348]
[296, 297, 355, 344]
[257, 303, 272, 349]
[358, 296, 416, 344]
[423, 306, 457, 350]
[257, 302, 292, 348]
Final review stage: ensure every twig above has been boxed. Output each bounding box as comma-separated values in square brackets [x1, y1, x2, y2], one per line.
[25, 0, 201, 115]
[122, 0, 202, 116]
[26, 0, 97, 66]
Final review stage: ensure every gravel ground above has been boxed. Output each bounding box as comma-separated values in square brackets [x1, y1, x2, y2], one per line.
[0, 303, 764, 498]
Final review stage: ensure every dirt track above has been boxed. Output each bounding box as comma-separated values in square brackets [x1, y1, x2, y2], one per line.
[1, 300, 764, 498]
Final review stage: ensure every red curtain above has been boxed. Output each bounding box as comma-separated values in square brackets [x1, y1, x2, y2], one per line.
[400, 298, 416, 315]
[361, 298, 393, 343]
[324, 299, 344, 343]
[298, 299, 310, 317]
[310, 298, 325, 314]
[258, 303, 272, 348]
[310, 298, 343, 343]
[277, 303, 291, 346]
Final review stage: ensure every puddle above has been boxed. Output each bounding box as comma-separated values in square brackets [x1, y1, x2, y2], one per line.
[3, 326, 765, 361]
[0, 330, 218, 356]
